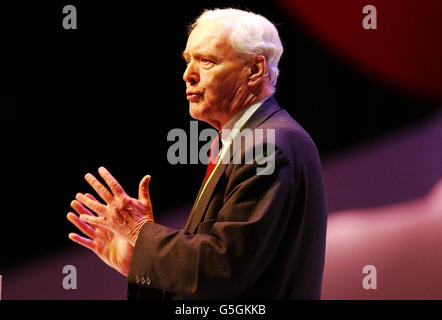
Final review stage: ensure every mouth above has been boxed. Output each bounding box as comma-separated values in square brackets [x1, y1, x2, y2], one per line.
[186, 92, 203, 102]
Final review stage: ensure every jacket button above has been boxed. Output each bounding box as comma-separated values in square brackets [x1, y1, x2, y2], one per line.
[146, 277, 152, 286]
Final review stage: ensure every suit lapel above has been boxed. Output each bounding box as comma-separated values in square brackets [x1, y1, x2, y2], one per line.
[184, 97, 282, 233]
[184, 178, 206, 231]
[185, 160, 229, 233]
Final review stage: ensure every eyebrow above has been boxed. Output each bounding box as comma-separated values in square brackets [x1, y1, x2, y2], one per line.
[181, 50, 219, 62]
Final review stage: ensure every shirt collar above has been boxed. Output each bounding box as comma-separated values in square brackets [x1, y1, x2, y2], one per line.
[220, 98, 267, 147]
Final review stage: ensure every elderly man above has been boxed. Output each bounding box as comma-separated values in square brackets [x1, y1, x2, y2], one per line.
[67, 8, 327, 299]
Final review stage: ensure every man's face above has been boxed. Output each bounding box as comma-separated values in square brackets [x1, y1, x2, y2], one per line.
[182, 22, 250, 129]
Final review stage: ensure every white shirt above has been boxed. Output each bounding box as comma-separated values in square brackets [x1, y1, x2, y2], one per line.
[219, 99, 265, 150]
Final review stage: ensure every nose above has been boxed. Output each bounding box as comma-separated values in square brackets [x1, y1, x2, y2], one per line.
[183, 60, 199, 85]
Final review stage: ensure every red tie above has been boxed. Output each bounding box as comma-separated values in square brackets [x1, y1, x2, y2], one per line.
[203, 134, 221, 185]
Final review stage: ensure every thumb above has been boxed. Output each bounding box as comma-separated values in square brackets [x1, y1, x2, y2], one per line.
[138, 175, 151, 204]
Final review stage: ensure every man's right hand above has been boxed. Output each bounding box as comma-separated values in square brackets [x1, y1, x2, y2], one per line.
[67, 195, 134, 276]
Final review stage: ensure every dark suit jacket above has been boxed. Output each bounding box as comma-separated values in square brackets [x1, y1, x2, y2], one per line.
[127, 97, 328, 299]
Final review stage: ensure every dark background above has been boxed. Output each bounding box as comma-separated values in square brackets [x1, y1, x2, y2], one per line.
[2, 1, 439, 270]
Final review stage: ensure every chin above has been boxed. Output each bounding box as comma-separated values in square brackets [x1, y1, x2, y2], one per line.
[189, 103, 205, 121]
[189, 103, 218, 128]
[188, 105, 200, 120]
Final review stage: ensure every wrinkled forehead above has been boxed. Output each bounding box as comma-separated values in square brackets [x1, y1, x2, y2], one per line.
[184, 21, 234, 56]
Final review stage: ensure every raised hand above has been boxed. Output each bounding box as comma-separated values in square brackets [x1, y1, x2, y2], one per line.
[74, 167, 154, 246]
[67, 196, 134, 276]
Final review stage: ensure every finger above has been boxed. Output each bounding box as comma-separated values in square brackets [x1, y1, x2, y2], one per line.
[84, 173, 114, 204]
[76, 193, 107, 216]
[85, 194, 108, 211]
[79, 214, 108, 229]
[138, 175, 151, 204]
[85, 193, 99, 202]
[98, 167, 126, 197]
[68, 233, 95, 251]
[71, 199, 96, 216]
[67, 212, 95, 239]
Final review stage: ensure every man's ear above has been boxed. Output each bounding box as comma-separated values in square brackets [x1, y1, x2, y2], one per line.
[248, 55, 267, 86]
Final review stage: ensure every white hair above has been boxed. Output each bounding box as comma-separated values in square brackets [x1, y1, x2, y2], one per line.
[189, 8, 284, 93]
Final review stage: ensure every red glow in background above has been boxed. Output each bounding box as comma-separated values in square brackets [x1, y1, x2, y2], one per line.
[278, 0, 442, 100]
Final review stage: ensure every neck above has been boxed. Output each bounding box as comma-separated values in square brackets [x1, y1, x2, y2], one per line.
[215, 89, 271, 130]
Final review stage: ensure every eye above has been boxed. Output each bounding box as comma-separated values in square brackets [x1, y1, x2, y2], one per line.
[201, 58, 214, 65]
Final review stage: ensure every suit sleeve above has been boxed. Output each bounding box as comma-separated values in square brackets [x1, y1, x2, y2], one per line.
[127, 143, 297, 298]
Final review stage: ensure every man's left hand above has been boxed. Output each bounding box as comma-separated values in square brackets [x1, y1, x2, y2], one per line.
[75, 166, 154, 246]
